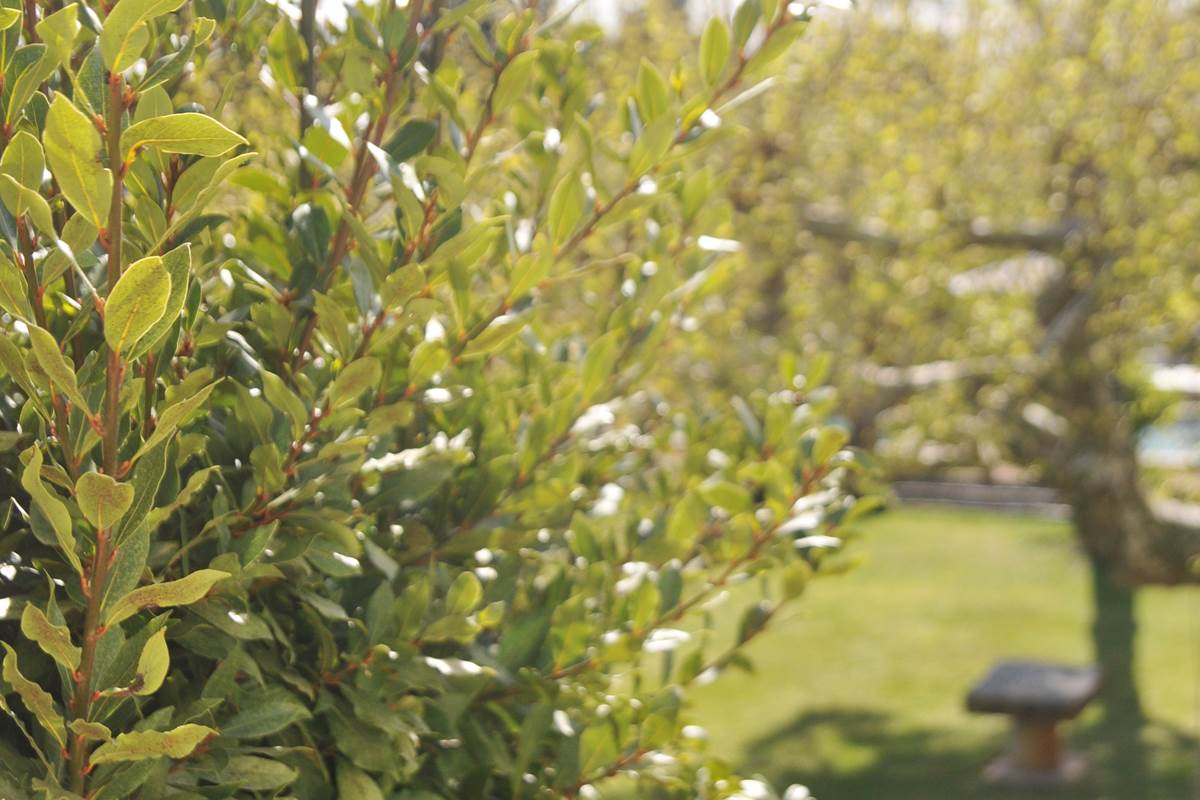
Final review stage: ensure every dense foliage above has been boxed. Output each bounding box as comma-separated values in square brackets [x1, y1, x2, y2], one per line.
[0, 1, 872, 798]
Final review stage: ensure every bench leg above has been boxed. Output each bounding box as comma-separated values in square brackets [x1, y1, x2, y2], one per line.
[981, 716, 1087, 786]
[1010, 716, 1062, 772]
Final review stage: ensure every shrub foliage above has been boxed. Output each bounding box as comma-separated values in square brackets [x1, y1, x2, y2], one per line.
[0, 1, 869, 797]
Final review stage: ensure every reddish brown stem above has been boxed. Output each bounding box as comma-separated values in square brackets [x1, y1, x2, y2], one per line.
[69, 70, 127, 796]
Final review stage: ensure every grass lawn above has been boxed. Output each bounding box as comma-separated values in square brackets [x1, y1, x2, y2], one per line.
[686, 505, 1200, 800]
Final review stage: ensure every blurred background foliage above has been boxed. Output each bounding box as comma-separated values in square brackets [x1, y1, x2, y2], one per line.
[593, 0, 1200, 797]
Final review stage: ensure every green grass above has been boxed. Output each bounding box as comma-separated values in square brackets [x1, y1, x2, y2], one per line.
[686, 505, 1200, 800]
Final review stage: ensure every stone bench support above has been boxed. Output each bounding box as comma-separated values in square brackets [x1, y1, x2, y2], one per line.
[966, 660, 1101, 787]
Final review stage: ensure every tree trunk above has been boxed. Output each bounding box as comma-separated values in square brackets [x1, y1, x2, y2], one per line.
[1087, 553, 1143, 722]
[1086, 552, 1147, 790]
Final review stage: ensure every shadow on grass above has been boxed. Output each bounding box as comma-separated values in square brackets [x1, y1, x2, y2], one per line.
[740, 708, 1198, 800]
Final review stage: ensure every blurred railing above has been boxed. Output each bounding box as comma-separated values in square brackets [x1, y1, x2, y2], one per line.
[892, 480, 1071, 518]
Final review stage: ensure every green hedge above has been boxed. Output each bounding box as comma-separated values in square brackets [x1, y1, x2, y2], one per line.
[0, 1, 869, 797]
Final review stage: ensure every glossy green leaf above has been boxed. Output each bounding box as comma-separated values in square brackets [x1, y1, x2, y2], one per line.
[220, 689, 311, 738]
[205, 755, 297, 791]
[385, 119, 437, 162]
[732, 0, 762, 48]
[640, 713, 674, 750]
[261, 369, 308, 439]
[665, 490, 708, 547]
[311, 290, 352, 357]
[581, 330, 620, 402]
[337, 763, 384, 800]
[6, 45, 58, 128]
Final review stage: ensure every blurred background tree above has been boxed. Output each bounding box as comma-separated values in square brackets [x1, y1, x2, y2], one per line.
[713, 0, 1200, 788]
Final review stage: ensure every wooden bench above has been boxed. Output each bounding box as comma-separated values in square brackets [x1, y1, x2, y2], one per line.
[966, 660, 1101, 786]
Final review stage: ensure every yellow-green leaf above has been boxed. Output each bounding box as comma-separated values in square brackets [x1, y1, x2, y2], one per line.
[69, 719, 112, 742]
[88, 723, 215, 765]
[446, 571, 482, 615]
[20, 446, 81, 575]
[0, 253, 33, 320]
[406, 341, 446, 387]
[0, 174, 54, 236]
[492, 50, 539, 112]
[42, 213, 98, 284]
[29, 325, 92, 415]
[629, 114, 675, 177]
[700, 17, 732, 87]
[44, 94, 111, 228]
[1, 642, 66, 749]
[36, 4, 80, 68]
[329, 357, 381, 409]
[103, 569, 230, 626]
[132, 380, 217, 463]
[1, 130, 45, 191]
[460, 316, 526, 360]
[105, 255, 171, 354]
[75, 472, 134, 529]
[127, 243, 190, 360]
[697, 480, 754, 514]
[0, 334, 40, 404]
[121, 113, 247, 161]
[579, 722, 618, 777]
[133, 628, 168, 695]
[548, 172, 585, 245]
[637, 58, 670, 121]
[20, 604, 79, 671]
[813, 425, 849, 466]
[100, 0, 187, 73]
